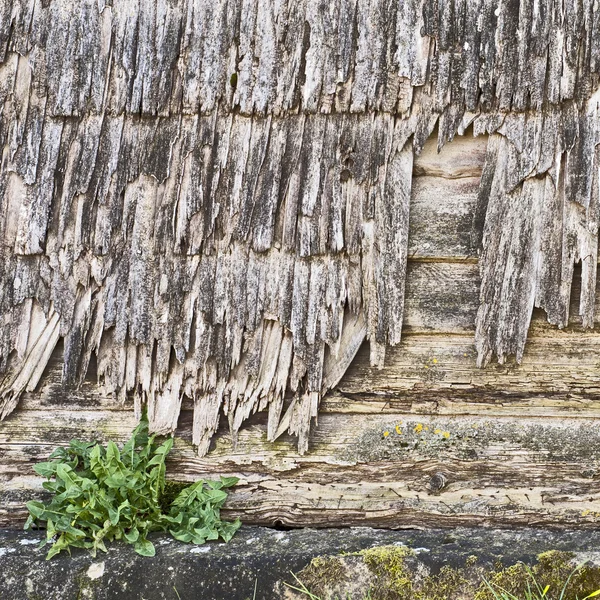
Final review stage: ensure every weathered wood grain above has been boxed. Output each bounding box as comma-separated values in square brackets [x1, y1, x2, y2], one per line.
[1, 0, 600, 531]
[2, 0, 600, 456]
[341, 334, 600, 399]
[10, 259, 600, 418]
[404, 262, 600, 334]
[4, 412, 600, 528]
[1, 0, 597, 118]
[0, 112, 417, 454]
[14, 315, 600, 418]
[408, 176, 480, 260]
[413, 134, 487, 179]
[476, 115, 600, 366]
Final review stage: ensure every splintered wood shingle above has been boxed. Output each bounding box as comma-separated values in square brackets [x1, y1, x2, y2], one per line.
[0, 0, 599, 454]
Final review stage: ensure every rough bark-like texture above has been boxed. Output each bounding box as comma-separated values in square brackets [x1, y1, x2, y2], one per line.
[3, 137, 600, 529]
[0, 0, 599, 454]
[476, 109, 600, 366]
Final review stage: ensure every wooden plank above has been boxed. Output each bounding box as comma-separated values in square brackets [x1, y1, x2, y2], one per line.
[0, 409, 137, 445]
[321, 389, 600, 418]
[12, 355, 600, 418]
[413, 134, 488, 179]
[408, 176, 480, 260]
[404, 262, 480, 332]
[3, 412, 600, 528]
[408, 136, 487, 261]
[405, 262, 600, 334]
[339, 334, 600, 399]
[11, 365, 600, 419]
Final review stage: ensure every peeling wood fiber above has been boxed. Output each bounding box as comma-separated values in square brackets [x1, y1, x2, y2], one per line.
[1, 0, 600, 454]
[4, 140, 600, 529]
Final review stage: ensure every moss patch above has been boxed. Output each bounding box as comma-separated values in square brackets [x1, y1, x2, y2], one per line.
[474, 551, 600, 600]
[294, 556, 349, 598]
[288, 548, 600, 600]
[358, 546, 476, 600]
[359, 546, 415, 599]
[416, 562, 476, 600]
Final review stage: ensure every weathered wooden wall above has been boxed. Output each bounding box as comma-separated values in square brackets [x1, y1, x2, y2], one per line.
[2, 0, 600, 462]
[4, 134, 600, 529]
[2, 0, 600, 530]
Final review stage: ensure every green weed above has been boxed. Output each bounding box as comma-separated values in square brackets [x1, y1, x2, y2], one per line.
[24, 412, 241, 559]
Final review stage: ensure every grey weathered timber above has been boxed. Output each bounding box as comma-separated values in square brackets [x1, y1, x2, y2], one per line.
[1, 0, 600, 456]
[3, 130, 600, 528]
[4, 322, 600, 530]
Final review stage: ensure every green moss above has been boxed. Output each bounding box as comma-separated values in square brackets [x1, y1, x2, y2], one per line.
[359, 546, 477, 600]
[466, 555, 479, 567]
[289, 548, 600, 600]
[359, 546, 415, 600]
[415, 564, 474, 600]
[474, 550, 600, 600]
[294, 556, 348, 598]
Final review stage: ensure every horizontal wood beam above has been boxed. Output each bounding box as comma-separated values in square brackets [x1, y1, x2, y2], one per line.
[3, 412, 600, 529]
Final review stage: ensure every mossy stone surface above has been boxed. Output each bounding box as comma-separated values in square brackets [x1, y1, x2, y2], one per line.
[3, 527, 600, 599]
[282, 541, 600, 600]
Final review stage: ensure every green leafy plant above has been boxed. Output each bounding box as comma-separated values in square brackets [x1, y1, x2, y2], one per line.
[24, 413, 241, 559]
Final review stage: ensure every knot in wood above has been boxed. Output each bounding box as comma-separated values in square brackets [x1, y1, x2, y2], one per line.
[427, 472, 448, 494]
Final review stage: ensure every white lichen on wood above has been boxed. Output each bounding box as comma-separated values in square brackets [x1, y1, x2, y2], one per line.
[0, 0, 599, 454]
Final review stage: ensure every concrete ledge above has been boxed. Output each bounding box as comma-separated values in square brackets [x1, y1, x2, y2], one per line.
[3, 527, 600, 599]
